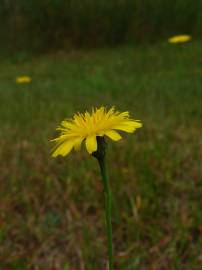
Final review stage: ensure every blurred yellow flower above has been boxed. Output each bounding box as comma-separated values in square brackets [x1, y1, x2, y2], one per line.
[168, 35, 191, 44]
[16, 76, 32, 84]
[51, 106, 142, 157]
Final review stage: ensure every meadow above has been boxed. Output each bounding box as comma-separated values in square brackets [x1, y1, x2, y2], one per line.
[0, 41, 202, 269]
[1, 0, 201, 51]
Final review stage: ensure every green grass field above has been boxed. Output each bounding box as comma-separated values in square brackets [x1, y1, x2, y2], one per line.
[0, 41, 202, 269]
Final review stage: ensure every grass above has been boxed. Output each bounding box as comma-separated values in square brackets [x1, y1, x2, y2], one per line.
[1, 0, 200, 50]
[0, 40, 202, 269]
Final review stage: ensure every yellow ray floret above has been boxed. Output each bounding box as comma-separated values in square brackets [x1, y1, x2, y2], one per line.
[168, 35, 191, 44]
[51, 106, 142, 156]
[16, 76, 32, 84]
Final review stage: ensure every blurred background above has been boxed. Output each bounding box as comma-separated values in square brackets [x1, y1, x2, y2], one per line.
[0, 0, 202, 52]
[0, 1, 202, 269]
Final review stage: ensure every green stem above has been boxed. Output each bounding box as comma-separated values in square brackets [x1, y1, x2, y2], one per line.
[93, 137, 114, 270]
[98, 157, 113, 270]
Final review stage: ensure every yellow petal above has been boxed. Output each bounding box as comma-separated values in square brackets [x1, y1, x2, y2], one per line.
[52, 140, 74, 157]
[114, 121, 142, 133]
[86, 135, 97, 154]
[74, 137, 84, 151]
[104, 130, 122, 141]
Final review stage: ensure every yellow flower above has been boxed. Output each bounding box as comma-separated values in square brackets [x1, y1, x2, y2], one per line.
[168, 35, 191, 44]
[51, 107, 142, 157]
[16, 76, 32, 84]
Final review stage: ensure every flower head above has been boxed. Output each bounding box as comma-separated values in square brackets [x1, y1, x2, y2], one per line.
[51, 107, 142, 157]
[16, 76, 32, 84]
[168, 35, 191, 44]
